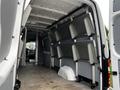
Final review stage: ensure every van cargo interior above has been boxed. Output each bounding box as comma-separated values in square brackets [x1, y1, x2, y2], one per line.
[0, 0, 107, 90]
[17, 1, 100, 90]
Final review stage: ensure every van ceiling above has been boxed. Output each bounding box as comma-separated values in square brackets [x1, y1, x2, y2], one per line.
[26, 0, 83, 30]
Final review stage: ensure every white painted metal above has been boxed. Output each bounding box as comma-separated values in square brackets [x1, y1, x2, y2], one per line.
[30, 14, 58, 21]
[72, 44, 80, 78]
[110, 0, 120, 89]
[84, 13, 97, 86]
[92, 65, 96, 84]
[17, 38, 23, 67]
[59, 59, 62, 68]
[27, 20, 52, 25]
[27, 24, 47, 29]
[35, 32, 38, 65]
[50, 57, 55, 68]
[27, 0, 83, 29]
[84, 13, 97, 54]
[31, 0, 80, 13]
[72, 45, 80, 61]
[84, 13, 95, 36]
[58, 66, 76, 81]
[50, 46, 55, 68]
[75, 62, 79, 77]
[29, 16, 55, 24]
[69, 24, 78, 39]
[22, 5, 32, 26]
[87, 43, 97, 64]
[31, 7, 64, 21]
[26, 0, 107, 90]
[0, 0, 108, 90]
[0, 0, 25, 88]
[55, 31, 61, 41]
[31, 5, 68, 15]
[77, 1, 105, 90]
[24, 0, 31, 10]
[0, 0, 17, 60]
[60, 0, 82, 7]
[12, 60, 17, 88]
[56, 46, 63, 67]
[57, 46, 63, 59]
[21, 28, 27, 66]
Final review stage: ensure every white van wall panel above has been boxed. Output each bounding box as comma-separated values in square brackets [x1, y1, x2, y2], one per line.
[113, 16, 120, 54]
[17, 39, 23, 67]
[62, 58, 76, 74]
[118, 60, 120, 84]
[84, 14, 95, 36]
[87, 43, 97, 64]
[57, 46, 63, 58]
[0, 0, 24, 88]
[110, 0, 120, 89]
[78, 61, 99, 81]
[24, 0, 31, 10]
[22, 5, 32, 26]
[113, 0, 120, 12]
[72, 45, 80, 61]
[0, 0, 17, 60]
[76, 44, 89, 60]
[0, 67, 14, 90]
[61, 58, 99, 81]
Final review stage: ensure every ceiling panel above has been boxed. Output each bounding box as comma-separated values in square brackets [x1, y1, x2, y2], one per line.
[27, 0, 82, 29]
[28, 16, 55, 24]
[27, 21, 50, 27]
[31, 7, 65, 20]
[31, 0, 79, 13]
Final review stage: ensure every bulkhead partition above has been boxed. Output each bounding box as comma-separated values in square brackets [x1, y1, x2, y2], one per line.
[0, 0, 18, 60]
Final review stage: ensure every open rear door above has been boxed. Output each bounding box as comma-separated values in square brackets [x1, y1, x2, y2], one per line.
[0, 0, 25, 90]
[110, 0, 120, 90]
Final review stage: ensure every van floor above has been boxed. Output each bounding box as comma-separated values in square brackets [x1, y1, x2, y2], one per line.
[19, 64, 92, 90]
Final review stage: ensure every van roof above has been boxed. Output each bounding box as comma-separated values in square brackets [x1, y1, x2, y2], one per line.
[26, 0, 83, 30]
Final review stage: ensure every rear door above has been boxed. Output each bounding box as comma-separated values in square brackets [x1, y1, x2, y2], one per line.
[110, 0, 120, 90]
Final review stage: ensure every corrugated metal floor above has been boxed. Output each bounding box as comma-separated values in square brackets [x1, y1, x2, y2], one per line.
[19, 64, 92, 90]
